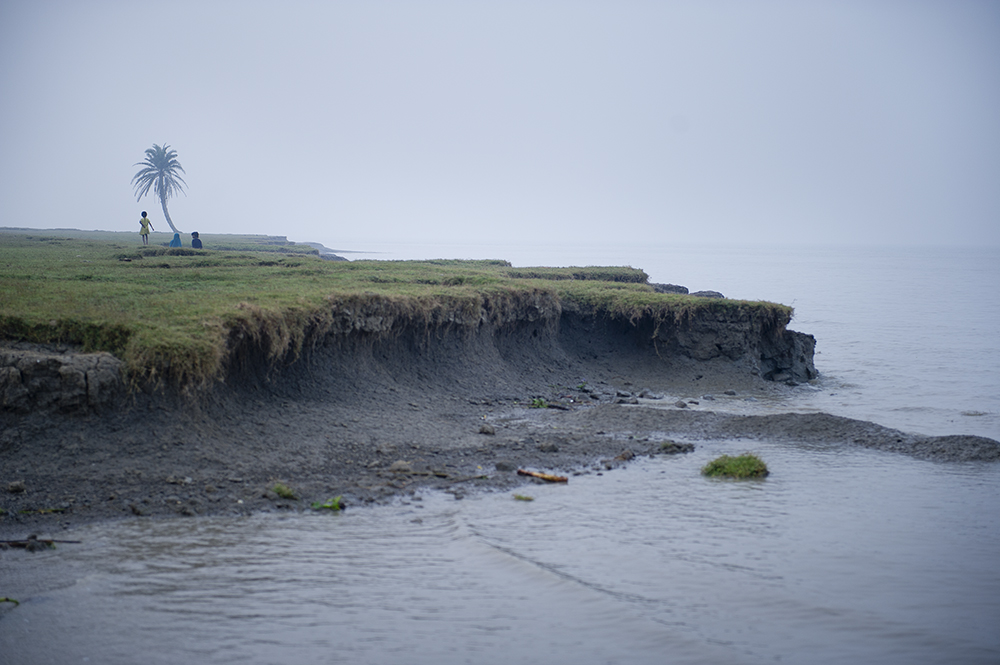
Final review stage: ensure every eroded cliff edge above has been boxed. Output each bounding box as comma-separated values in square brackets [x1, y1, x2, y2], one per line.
[1, 293, 997, 532]
[0, 294, 816, 414]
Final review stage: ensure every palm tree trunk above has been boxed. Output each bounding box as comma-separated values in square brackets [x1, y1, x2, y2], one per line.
[159, 191, 180, 234]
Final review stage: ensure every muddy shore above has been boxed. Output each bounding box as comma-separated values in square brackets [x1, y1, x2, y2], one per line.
[2, 303, 998, 541]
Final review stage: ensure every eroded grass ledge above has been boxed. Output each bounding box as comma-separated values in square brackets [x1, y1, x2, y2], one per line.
[0, 229, 813, 407]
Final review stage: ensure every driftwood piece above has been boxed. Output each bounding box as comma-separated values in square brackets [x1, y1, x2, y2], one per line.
[0, 535, 81, 551]
[517, 469, 568, 483]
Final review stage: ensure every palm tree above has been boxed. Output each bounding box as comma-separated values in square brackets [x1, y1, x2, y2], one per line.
[131, 143, 187, 234]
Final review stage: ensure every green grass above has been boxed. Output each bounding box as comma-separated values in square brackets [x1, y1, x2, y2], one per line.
[311, 496, 343, 511]
[505, 266, 648, 282]
[701, 453, 770, 479]
[0, 229, 793, 389]
[270, 482, 298, 500]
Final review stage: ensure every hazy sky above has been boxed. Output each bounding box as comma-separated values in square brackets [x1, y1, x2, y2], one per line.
[1, 0, 998, 250]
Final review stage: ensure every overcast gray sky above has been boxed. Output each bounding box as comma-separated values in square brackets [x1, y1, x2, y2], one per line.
[1, 0, 998, 250]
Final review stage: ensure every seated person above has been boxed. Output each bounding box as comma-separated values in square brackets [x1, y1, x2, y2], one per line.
[191, 231, 203, 249]
[169, 233, 182, 247]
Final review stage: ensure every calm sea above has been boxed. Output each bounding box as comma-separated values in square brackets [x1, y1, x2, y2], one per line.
[2, 243, 998, 665]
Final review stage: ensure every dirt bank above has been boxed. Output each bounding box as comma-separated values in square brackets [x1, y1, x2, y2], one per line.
[1, 302, 996, 539]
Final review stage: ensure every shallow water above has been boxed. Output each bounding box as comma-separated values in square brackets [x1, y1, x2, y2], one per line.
[3, 440, 998, 664]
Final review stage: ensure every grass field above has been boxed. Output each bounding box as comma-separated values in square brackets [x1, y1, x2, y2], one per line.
[0, 228, 792, 388]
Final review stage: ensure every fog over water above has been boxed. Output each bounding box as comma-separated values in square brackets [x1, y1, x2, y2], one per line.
[1, 1, 998, 250]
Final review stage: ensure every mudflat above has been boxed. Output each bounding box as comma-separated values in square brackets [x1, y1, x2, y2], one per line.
[2, 321, 996, 541]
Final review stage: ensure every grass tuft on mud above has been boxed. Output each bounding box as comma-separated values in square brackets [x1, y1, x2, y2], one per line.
[701, 453, 770, 479]
[1, 228, 792, 390]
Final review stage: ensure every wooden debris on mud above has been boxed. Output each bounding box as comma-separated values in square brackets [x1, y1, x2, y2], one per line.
[0, 534, 81, 551]
[517, 469, 569, 483]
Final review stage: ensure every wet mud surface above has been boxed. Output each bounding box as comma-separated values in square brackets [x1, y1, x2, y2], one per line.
[2, 310, 997, 541]
[3, 355, 996, 541]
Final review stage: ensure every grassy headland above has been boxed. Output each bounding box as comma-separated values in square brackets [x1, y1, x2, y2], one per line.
[0, 229, 792, 389]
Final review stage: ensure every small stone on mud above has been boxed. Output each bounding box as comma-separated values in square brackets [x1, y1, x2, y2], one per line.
[674, 400, 688, 408]
[479, 424, 496, 435]
[538, 442, 560, 453]
[389, 460, 413, 473]
[6, 480, 26, 493]
[495, 460, 517, 472]
[25, 538, 50, 552]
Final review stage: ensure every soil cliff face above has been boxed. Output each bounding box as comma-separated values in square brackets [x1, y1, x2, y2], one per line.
[0, 346, 125, 414]
[1, 297, 816, 414]
[560, 306, 817, 385]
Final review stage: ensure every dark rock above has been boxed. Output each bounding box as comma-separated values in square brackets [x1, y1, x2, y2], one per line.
[674, 400, 688, 408]
[690, 290, 725, 299]
[6, 480, 25, 493]
[660, 441, 695, 454]
[494, 460, 517, 472]
[479, 423, 496, 435]
[759, 329, 818, 384]
[538, 442, 560, 453]
[25, 537, 50, 552]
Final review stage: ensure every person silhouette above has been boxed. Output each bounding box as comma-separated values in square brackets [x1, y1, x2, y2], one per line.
[138, 211, 154, 245]
[169, 233, 182, 247]
[191, 231, 203, 249]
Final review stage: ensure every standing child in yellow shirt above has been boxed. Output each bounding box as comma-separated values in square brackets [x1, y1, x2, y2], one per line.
[138, 211, 154, 245]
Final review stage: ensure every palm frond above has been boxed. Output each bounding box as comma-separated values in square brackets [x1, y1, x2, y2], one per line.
[131, 143, 187, 202]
